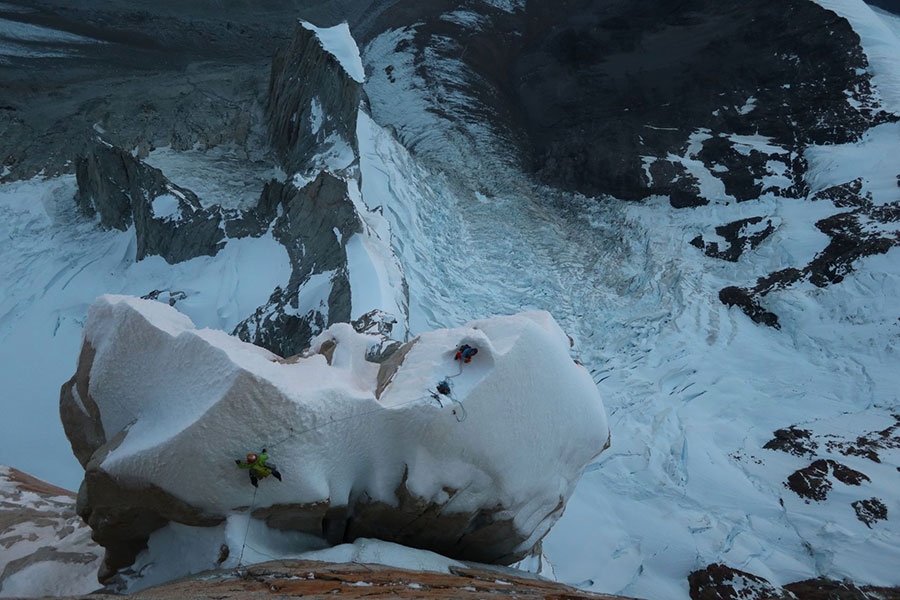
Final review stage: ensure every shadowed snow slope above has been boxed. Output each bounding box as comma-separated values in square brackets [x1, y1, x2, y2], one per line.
[60, 294, 608, 590]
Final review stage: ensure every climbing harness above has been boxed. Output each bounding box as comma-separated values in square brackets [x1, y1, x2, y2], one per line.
[429, 378, 467, 422]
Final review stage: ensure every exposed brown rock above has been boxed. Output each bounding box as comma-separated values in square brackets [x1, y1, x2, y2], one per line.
[2, 466, 75, 500]
[59, 342, 106, 469]
[76, 452, 225, 582]
[252, 468, 540, 565]
[376, 338, 418, 399]
[50, 560, 636, 600]
[0, 466, 103, 597]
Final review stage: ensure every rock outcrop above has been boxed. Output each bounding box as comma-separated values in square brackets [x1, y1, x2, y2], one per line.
[366, 0, 889, 199]
[689, 563, 900, 600]
[74, 137, 228, 264]
[754, 413, 898, 528]
[72, 20, 405, 357]
[232, 172, 361, 358]
[267, 21, 364, 176]
[60, 295, 609, 589]
[29, 558, 631, 600]
[512, 0, 890, 200]
[0, 466, 102, 597]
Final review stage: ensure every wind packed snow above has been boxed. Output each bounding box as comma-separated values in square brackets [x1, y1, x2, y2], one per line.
[77, 294, 607, 589]
[150, 194, 182, 221]
[300, 21, 365, 83]
[297, 539, 466, 573]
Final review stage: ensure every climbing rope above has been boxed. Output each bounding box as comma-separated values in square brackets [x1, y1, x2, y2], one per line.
[236, 485, 258, 569]
[260, 343, 479, 448]
[230, 342, 478, 566]
[428, 379, 467, 422]
[261, 390, 448, 453]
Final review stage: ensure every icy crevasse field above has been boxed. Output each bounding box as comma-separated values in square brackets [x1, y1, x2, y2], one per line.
[358, 109, 900, 599]
[356, 1, 900, 598]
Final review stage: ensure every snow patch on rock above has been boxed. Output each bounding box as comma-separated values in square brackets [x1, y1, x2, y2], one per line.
[301, 21, 365, 83]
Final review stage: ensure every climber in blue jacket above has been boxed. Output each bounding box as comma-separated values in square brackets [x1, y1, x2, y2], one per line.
[455, 344, 478, 363]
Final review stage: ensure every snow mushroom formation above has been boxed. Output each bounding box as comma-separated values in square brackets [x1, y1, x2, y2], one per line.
[60, 295, 609, 588]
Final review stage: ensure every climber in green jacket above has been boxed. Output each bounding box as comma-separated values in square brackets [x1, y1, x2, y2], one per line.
[235, 449, 282, 488]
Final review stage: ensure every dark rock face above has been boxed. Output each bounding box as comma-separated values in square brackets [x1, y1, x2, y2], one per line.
[366, 0, 900, 330]
[371, 0, 887, 200]
[689, 564, 900, 600]
[346, 469, 542, 565]
[786, 459, 870, 503]
[763, 427, 817, 458]
[267, 22, 363, 175]
[233, 172, 362, 357]
[690, 217, 776, 262]
[719, 284, 784, 329]
[71, 14, 402, 359]
[688, 563, 794, 600]
[74, 137, 227, 264]
[255, 469, 542, 565]
[0, 0, 400, 182]
[852, 497, 888, 528]
[512, 0, 888, 200]
[71, 135, 371, 356]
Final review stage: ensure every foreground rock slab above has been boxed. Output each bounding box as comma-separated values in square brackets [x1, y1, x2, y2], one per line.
[53, 559, 634, 600]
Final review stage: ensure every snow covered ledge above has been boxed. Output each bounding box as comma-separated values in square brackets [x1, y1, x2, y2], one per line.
[60, 295, 609, 588]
